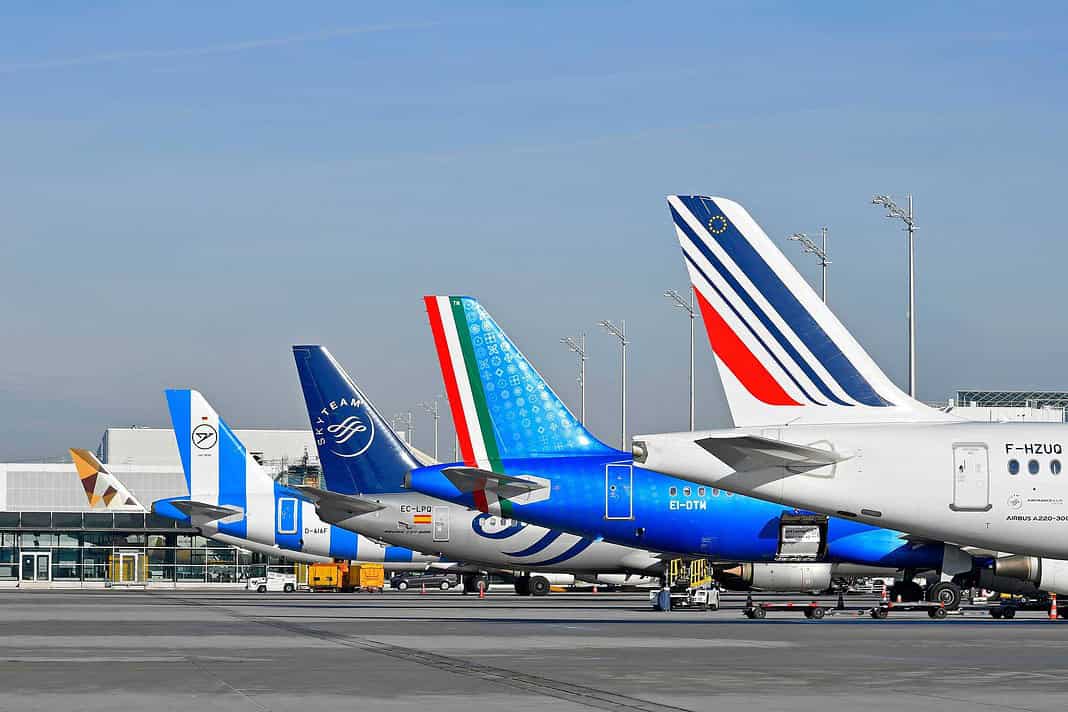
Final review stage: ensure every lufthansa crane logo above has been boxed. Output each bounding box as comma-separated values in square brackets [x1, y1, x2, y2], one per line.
[707, 215, 728, 235]
[192, 424, 217, 450]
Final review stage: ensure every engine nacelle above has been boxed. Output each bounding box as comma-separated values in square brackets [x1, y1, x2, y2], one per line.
[716, 563, 833, 592]
[995, 556, 1068, 595]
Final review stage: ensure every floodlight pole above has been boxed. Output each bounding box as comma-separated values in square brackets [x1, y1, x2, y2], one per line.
[872, 193, 918, 398]
[788, 228, 830, 303]
[393, 412, 414, 446]
[420, 399, 440, 460]
[560, 334, 588, 424]
[664, 288, 696, 430]
[599, 319, 628, 449]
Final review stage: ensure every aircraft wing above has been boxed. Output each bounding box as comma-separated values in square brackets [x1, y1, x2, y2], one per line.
[169, 500, 244, 523]
[694, 435, 844, 473]
[290, 485, 387, 517]
[440, 467, 547, 499]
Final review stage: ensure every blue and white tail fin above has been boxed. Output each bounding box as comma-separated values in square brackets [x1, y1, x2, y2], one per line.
[292, 345, 418, 494]
[424, 295, 617, 469]
[163, 389, 275, 535]
[668, 195, 954, 427]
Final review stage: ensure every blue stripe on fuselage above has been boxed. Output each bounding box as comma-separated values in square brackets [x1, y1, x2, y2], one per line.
[216, 421, 247, 538]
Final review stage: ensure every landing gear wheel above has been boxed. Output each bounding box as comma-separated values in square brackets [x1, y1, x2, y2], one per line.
[926, 582, 962, 610]
[1003, 608, 1016, 619]
[513, 577, 531, 596]
[928, 607, 948, 620]
[990, 609, 1003, 619]
[888, 581, 923, 602]
[751, 607, 767, 619]
[529, 576, 550, 597]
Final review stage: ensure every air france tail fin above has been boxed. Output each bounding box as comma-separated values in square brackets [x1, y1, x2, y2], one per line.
[292, 345, 418, 494]
[668, 195, 955, 427]
[423, 295, 617, 469]
[69, 448, 144, 510]
[164, 389, 275, 536]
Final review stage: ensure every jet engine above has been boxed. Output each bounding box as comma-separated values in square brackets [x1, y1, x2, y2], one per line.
[994, 556, 1068, 595]
[716, 563, 832, 592]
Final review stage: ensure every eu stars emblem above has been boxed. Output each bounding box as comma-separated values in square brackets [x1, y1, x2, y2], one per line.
[707, 215, 728, 235]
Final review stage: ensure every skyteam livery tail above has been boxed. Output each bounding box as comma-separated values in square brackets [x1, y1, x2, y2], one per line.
[424, 295, 617, 471]
[292, 345, 418, 495]
[668, 195, 954, 427]
[69, 448, 144, 511]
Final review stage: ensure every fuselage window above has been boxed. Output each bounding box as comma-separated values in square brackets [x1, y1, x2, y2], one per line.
[1053, 460, 1062, 475]
[1008, 459, 1020, 475]
[683, 487, 691, 497]
[1028, 459, 1040, 475]
[698, 487, 706, 497]
[712, 488, 720, 496]
[669, 487, 677, 496]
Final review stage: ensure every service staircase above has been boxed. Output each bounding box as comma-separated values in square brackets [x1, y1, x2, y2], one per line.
[667, 558, 713, 592]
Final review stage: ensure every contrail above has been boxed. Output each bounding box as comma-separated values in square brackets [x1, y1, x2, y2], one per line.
[0, 23, 430, 74]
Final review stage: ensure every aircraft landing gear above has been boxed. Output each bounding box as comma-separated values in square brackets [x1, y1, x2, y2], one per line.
[514, 575, 531, 596]
[926, 581, 963, 610]
[887, 581, 923, 603]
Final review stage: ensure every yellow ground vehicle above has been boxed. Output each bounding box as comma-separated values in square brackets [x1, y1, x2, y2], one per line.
[307, 562, 384, 592]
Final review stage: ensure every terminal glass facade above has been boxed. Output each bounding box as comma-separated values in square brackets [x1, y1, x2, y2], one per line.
[0, 511, 283, 584]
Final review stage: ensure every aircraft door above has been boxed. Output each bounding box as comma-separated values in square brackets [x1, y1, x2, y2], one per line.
[277, 497, 298, 534]
[432, 506, 450, 542]
[605, 463, 633, 520]
[951, 444, 991, 511]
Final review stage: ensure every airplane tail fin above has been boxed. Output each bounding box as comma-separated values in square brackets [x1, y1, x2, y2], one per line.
[423, 295, 617, 469]
[164, 389, 273, 534]
[667, 195, 954, 426]
[69, 448, 144, 510]
[292, 345, 418, 494]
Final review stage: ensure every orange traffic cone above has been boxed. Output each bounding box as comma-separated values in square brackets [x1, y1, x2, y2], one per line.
[880, 586, 889, 607]
[592, 585, 599, 595]
[478, 580, 486, 599]
[421, 583, 426, 595]
[1050, 592, 1058, 620]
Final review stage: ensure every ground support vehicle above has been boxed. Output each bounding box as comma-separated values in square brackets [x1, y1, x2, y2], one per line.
[650, 586, 720, 611]
[246, 571, 296, 593]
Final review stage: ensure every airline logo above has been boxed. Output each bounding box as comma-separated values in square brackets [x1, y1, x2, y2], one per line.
[315, 396, 375, 458]
[669, 195, 896, 409]
[70, 448, 142, 510]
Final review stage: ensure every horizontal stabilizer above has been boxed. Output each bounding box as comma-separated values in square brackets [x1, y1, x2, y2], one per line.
[170, 500, 244, 523]
[441, 467, 547, 499]
[695, 435, 844, 473]
[291, 485, 387, 517]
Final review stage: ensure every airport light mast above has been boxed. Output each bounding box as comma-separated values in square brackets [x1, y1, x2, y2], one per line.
[598, 319, 628, 449]
[560, 334, 588, 424]
[788, 228, 830, 303]
[872, 194, 917, 398]
[420, 398, 441, 460]
[664, 288, 696, 431]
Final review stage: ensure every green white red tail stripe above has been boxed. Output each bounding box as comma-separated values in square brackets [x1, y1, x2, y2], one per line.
[424, 295, 509, 515]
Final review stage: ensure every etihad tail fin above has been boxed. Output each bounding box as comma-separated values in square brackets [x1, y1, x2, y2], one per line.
[423, 295, 617, 470]
[292, 345, 418, 494]
[668, 195, 954, 427]
[69, 448, 144, 510]
[163, 389, 275, 537]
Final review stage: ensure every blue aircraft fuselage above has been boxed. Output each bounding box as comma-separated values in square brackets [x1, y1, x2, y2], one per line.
[407, 452, 945, 570]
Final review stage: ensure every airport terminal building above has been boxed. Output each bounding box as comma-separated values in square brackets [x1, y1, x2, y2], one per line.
[0, 427, 320, 588]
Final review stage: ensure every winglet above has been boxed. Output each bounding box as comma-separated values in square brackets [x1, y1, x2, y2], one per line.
[69, 448, 144, 510]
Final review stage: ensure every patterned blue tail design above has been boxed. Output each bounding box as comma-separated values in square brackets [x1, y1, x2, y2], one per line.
[293, 345, 418, 495]
[455, 297, 617, 458]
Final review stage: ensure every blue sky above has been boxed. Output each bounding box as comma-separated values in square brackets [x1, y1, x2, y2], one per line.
[3, 1, 1068, 458]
